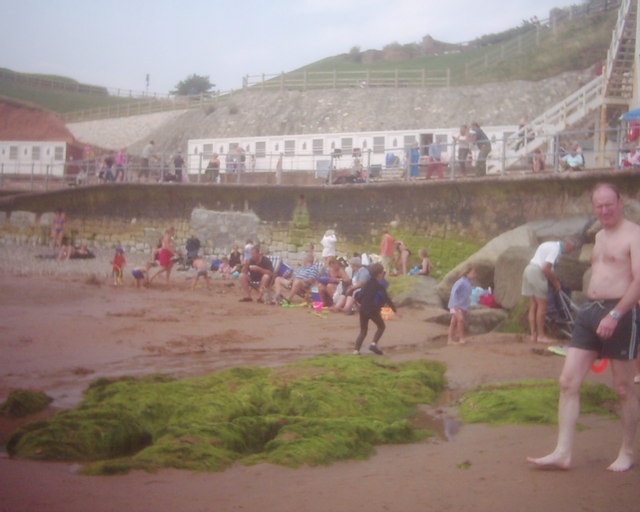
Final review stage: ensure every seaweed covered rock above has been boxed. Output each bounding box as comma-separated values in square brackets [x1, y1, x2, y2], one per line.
[8, 355, 447, 474]
[0, 389, 53, 418]
[459, 379, 618, 425]
[7, 409, 152, 460]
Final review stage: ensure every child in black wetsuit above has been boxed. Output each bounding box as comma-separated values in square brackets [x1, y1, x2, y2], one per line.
[353, 263, 398, 355]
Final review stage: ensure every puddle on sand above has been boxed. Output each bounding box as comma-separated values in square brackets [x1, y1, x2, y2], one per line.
[410, 386, 463, 442]
[410, 406, 462, 442]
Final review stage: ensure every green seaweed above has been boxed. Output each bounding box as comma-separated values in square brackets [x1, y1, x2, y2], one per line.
[7, 355, 447, 474]
[0, 389, 53, 417]
[459, 379, 618, 425]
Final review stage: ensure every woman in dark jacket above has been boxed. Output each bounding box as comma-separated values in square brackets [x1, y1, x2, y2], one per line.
[353, 263, 398, 355]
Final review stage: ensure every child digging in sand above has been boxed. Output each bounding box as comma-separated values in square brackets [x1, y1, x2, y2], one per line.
[131, 261, 153, 288]
[447, 265, 476, 345]
[192, 255, 212, 290]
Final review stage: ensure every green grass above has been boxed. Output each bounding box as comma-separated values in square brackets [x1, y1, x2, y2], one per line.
[494, 296, 529, 335]
[0, 81, 144, 114]
[469, 11, 616, 83]
[369, 228, 482, 281]
[7, 355, 447, 474]
[0, 66, 158, 115]
[296, 11, 615, 85]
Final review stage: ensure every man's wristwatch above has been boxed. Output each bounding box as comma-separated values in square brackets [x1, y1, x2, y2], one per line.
[608, 310, 621, 320]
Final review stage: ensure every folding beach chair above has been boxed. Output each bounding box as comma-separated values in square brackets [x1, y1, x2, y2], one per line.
[545, 284, 578, 339]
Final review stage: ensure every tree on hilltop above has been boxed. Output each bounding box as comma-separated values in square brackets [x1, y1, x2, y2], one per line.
[172, 74, 215, 96]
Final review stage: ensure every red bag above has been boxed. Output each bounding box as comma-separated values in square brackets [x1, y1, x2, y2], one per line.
[478, 293, 497, 308]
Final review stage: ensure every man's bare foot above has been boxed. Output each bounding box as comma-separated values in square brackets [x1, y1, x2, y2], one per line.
[526, 453, 571, 470]
[536, 337, 556, 344]
[606, 452, 634, 472]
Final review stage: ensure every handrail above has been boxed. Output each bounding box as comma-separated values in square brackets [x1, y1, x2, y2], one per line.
[503, 75, 604, 168]
[603, 0, 635, 98]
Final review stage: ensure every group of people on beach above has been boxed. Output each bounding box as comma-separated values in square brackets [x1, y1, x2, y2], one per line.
[48, 182, 640, 473]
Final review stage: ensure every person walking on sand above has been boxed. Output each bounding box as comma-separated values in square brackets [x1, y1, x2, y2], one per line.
[447, 265, 476, 345]
[527, 183, 640, 473]
[521, 237, 578, 344]
[353, 263, 398, 356]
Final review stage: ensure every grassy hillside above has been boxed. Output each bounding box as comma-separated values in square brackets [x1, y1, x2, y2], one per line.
[297, 10, 615, 84]
[0, 7, 617, 115]
[469, 10, 616, 82]
[0, 68, 145, 114]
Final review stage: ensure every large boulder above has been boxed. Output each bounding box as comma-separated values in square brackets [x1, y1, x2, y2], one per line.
[395, 276, 442, 308]
[494, 246, 588, 310]
[439, 216, 591, 308]
[526, 216, 592, 242]
[437, 225, 536, 306]
[494, 246, 533, 309]
[429, 306, 509, 335]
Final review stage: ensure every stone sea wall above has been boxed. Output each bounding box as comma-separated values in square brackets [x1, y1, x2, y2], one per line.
[0, 171, 638, 265]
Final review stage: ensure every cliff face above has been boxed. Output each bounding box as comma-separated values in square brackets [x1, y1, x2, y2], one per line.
[68, 68, 594, 154]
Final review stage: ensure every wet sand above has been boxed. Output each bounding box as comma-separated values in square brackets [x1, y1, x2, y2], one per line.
[0, 244, 638, 512]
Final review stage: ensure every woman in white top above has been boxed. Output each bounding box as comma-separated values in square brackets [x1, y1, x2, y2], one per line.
[320, 229, 337, 266]
[454, 124, 471, 176]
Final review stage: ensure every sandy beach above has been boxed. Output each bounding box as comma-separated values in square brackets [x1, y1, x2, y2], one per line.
[0, 243, 638, 512]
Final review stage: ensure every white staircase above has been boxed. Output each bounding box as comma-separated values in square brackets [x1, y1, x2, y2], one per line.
[603, 0, 637, 100]
[502, 0, 637, 170]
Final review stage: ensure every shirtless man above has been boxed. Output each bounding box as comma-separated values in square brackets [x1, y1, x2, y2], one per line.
[527, 183, 640, 472]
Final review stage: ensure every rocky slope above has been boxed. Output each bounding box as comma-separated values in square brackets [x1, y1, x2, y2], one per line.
[67, 68, 595, 155]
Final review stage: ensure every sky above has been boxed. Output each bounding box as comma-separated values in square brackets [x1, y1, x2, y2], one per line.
[0, 0, 576, 96]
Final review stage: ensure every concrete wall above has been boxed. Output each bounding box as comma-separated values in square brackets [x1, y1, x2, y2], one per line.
[1, 171, 639, 262]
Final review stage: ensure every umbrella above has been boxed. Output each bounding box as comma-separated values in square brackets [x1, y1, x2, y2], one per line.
[620, 108, 640, 120]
